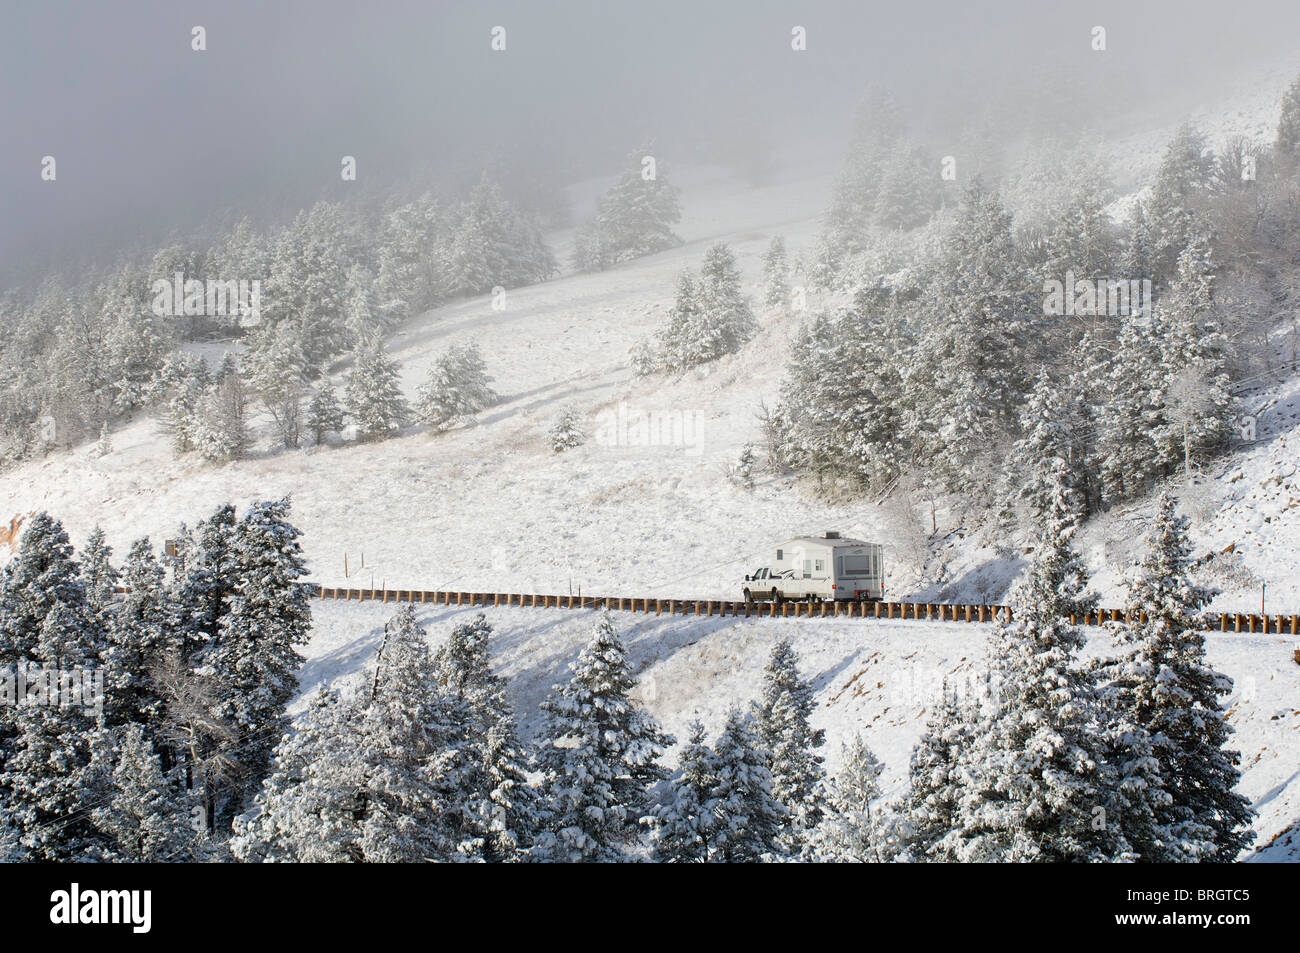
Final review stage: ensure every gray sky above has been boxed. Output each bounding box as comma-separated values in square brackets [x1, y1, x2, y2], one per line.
[3, 0, 1299, 281]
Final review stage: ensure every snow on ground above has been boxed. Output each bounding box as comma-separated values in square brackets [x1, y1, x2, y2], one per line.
[302, 598, 1300, 861]
[0, 57, 1295, 860]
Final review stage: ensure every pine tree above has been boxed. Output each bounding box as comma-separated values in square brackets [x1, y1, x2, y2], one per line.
[95, 422, 113, 458]
[201, 500, 311, 826]
[105, 538, 180, 734]
[948, 467, 1110, 862]
[194, 369, 251, 463]
[305, 383, 345, 446]
[93, 723, 203, 862]
[752, 639, 825, 852]
[533, 616, 672, 862]
[548, 407, 585, 453]
[900, 682, 975, 861]
[760, 236, 790, 312]
[0, 515, 111, 860]
[814, 733, 886, 862]
[1277, 74, 1300, 164]
[731, 443, 756, 490]
[655, 244, 756, 370]
[245, 323, 306, 450]
[652, 721, 717, 863]
[915, 179, 1032, 485]
[0, 512, 89, 662]
[572, 150, 682, 271]
[1107, 493, 1254, 861]
[80, 526, 119, 614]
[1157, 228, 1234, 475]
[442, 175, 556, 295]
[345, 340, 409, 442]
[415, 341, 497, 430]
[156, 353, 211, 454]
[432, 612, 538, 861]
[231, 685, 366, 862]
[708, 708, 785, 862]
[1010, 369, 1088, 528]
[355, 606, 479, 861]
[167, 503, 238, 661]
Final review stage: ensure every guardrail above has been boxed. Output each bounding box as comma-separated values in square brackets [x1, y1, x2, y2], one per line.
[310, 586, 1300, 635]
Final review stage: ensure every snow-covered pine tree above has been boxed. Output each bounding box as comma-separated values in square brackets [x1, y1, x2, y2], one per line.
[0, 515, 112, 860]
[1277, 73, 1300, 165]
[948, 463, 1111, 862]
[355, 605, 479, 861]
[442, 174, 556, 295]
[652, 721, 717, 863]
[155, 352, 211, 454]
[93, 723, 204, 862]
[95, 421, 113, 458]
[572, 150, 682, 272]
[262, 201, 351, 374]
[206, 499, 313, 821]
[900, 681, 975, 861]
[431, 612, 538, 861]
[1096, 309, 1167, 504]
[342, 264, 385, 346]
[730, 443, 756, 490]
[813, 733, 886, 862]
[245, 322, 307, 450]
[415, 341, 497, 430]
[1107, 492, 1254, 861]
[707, 708, 785, 862]
[533, 616, 672, 862]
[760, 236, 790, 312]
[873, 146, 938, 231]
[752, 639, 825, 852]
[167, 503, 238, 661]
[914, 178, 1033, 488]
[194, 369, 251, 463]
[345, 339, 409, 442]
[0, 512, 90, 662]
[80, 525, 119, 614]
[548, 407, 585, 453]
[1010, 369, 1088, 528]
[105, 305, 168, 415]
[105, 538, 180, 735]
[1156, 228, 1234, 475]
[232, 684, 365, 862]
[305, 382, 346, 446]
[655, 244, 756, 370]
[1142, 124, 1215, 287]
[691, 242, 757, 363]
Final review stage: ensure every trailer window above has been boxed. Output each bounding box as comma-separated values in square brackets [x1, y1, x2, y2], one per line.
[776, 549, 783, 561]
[842, 555, 875, 577]
[814, 559, 824, 572]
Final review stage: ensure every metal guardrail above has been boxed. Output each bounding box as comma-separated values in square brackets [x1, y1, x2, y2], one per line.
[309, 586, 1300, 635]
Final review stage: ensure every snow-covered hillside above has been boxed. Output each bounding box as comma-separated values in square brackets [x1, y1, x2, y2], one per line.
[2, 151, 1296, 615]
[0, 52, 1296, 862]
[301, 599, 1300, 861]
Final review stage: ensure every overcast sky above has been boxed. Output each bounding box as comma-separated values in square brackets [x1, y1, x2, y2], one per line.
[3, 0, 1300, 281]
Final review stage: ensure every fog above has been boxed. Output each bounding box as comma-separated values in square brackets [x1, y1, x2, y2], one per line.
[3, 0, 1299, 280]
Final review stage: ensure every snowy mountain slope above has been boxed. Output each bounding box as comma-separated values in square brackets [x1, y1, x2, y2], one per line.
[301, 599, 1300, 861]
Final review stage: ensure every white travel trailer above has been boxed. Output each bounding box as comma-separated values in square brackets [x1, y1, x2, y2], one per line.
[742, 532, 885, 603]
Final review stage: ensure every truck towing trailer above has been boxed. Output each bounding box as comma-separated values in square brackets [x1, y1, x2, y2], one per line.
[742, 531, 885, 603]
